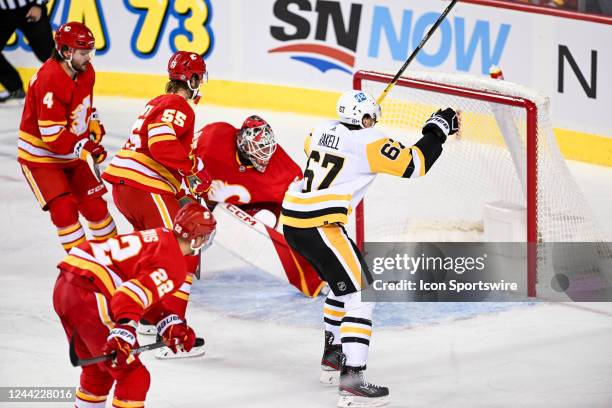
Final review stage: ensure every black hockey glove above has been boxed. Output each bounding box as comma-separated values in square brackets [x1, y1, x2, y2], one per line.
[422, 108, 459, 143]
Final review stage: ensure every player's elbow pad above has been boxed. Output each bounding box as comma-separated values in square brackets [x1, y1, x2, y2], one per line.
[413, 132, 444, 175]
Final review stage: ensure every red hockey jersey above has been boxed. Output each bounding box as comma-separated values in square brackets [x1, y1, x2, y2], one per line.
[58, 228, 188, 322]
[102, 94, 196, 196]
[194, 122, 303, 216]
[18, 59, 95, 168]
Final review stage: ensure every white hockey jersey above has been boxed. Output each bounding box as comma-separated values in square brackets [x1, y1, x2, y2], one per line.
[281, 120, 432, 229]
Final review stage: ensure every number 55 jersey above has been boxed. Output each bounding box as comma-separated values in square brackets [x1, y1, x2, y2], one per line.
[281, 120, 442, 229]
[57, 228, 188, 322]
[102, 94, 196, 197]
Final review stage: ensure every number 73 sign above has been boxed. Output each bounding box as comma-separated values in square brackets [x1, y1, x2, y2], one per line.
[6, 0, 214, 60]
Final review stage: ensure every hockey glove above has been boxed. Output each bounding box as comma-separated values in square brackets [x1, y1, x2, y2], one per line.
[183, 157, 212, 197]
[156, 314, 196, 353]
[422, 108, 459, 143]
[89, 108, 106, 144]
[73, 138, 107, 164]
[102, 320, 138, 368]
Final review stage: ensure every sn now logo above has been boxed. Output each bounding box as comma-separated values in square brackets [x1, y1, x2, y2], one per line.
[269, 0, 511, 75]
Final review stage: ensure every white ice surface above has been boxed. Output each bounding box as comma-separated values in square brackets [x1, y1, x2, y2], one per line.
[1, 97, 612, 407]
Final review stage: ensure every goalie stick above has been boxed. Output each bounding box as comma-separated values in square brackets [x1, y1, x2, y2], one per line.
[376, 0, 459, 104]
[69, 335, 205, 367]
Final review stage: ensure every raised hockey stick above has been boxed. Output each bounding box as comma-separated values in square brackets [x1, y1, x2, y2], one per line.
[376, 0, 459, 104]
[69, 335, 205, 367]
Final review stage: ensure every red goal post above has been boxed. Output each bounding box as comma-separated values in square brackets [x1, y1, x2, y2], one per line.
[353, 70, 540, 297]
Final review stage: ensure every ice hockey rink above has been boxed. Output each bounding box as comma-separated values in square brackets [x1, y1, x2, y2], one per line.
[1, 97, 612, 407]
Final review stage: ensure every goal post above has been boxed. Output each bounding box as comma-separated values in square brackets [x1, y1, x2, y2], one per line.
[352, 70, 609, 298]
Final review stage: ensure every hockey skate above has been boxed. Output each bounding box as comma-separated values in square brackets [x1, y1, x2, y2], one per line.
[320, 331, 344, 386]
[337, 365, 389, 408]
[154, 336, 206, 359]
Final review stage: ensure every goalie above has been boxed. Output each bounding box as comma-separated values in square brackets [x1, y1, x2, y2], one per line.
[193, 115, 301, 227]
[192, 116, 325, 298]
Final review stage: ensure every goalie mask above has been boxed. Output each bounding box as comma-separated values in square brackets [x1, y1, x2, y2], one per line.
[336, 90, 381, 128]
[237, 115, 277, 173]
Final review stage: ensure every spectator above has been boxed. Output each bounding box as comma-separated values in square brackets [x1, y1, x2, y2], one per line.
[0, 0, 54, 103]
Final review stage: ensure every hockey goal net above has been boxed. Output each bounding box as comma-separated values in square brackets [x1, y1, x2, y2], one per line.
[353, 70, 611, 298]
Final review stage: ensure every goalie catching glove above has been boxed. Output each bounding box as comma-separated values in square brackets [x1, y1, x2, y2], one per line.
[182, 157, 212, 197]
[156, 314, 197, 354]
[423, 108, 458, 143]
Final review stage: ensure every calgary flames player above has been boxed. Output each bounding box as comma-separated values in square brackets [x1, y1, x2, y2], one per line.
[53, 202, 216, 408]
[18, 22, 116, 252]
[102, 50, 211, 356]
[194, 115, 302, 227]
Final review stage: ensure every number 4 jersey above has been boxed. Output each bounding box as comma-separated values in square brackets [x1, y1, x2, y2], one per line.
[57, 228, 188, 322]
[281, 120, 443, 228]
[102, 94, 196, 196]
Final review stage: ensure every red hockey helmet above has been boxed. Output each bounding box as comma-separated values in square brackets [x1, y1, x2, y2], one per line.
[168, 51, 207, 84]
[173, 202, 216, 250]
[54, 22, 95, 53]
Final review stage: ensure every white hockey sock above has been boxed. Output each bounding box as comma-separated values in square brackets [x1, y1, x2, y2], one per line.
[323, 292, 345, 344]
[339, 292, 374, 367]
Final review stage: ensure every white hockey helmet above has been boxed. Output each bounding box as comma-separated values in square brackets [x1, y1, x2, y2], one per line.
[336, 90, 381, 128]
[236, 115, 277, 172]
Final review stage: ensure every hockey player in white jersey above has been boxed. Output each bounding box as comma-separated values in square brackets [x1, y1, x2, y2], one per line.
[281, 90, 458, 407]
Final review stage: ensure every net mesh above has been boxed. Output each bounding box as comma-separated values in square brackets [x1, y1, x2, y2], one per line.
[357, 71, 612, 296]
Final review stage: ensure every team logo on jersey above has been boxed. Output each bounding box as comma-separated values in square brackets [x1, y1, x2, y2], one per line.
[337, 282, 347, 291]
[71, 95, 92, 136]
[208, 180, 251, 204]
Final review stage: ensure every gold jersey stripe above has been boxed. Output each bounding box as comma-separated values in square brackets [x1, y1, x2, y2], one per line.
[148, 135, 177, 147]
[62, 255, 117, 295]
[151, 193, 173, 228]
[41, 128, 65, 144]
[21, 164, 46, 207]
[320, 225, 362, 288]
[38, 119, 67, 126]
[116, 285, 145, 309]
[283, 193, 351, 205]
[172, 291, 189, 301]
[113, 149, 182, 190]
[365, 137, 413, 177]
[18, 149, 78, 164]
[103, 165, 176, 194]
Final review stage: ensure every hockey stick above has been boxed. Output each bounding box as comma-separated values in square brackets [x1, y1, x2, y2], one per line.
[376, 0, 459, 104]
[69, 335, 205, 367]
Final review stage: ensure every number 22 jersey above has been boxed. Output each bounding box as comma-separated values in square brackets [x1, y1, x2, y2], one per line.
[57, 228, 188, 322]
